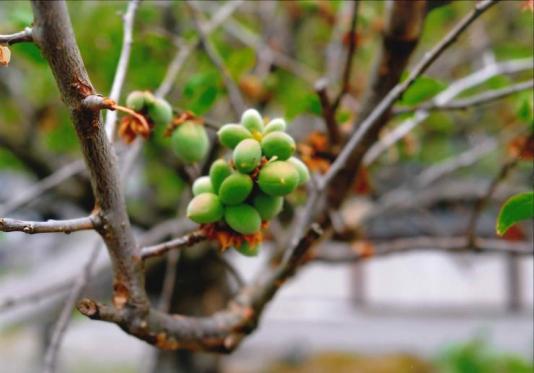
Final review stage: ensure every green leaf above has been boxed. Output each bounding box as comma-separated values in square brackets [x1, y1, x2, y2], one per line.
[182, 72, 220, 115]
[400, 76, 446, 106]
[496, 191, 534, 236]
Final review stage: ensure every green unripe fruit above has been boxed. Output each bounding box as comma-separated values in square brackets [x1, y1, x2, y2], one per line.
[241, 109, 264, 136]
[288, 157, 310, 185]
[126, 91, 145, 112]
[187, 193, 224, 224]
[143, 91, 156, 106]
[217, 124, 252, 149]
[192, 176, 214, 196]
[148, 98, 173, 126]
[263, 118, 287, 134]
[235, 241, 259, 257]
[219, 173, 253, 205]
[253, 192, 283, 220]
[261, 132, 296, 160]
[258, 161, 299, 196]
[171, 121, 209, 164]
[209, 159, 232, 193]
[233, 139, 262, 173]
[225, 204, 261, 235]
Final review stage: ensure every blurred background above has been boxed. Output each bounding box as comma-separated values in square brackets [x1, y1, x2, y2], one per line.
[0, 1, 533, 372]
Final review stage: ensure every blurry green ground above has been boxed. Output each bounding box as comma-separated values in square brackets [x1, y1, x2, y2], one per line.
[263, 338, 533, 373]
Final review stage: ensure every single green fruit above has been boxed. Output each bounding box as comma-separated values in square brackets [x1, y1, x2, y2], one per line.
[143, 91, 156, 106]
[263, 118, 287, 134]
[171, 121, 209, 164]
[126, 91, 145, 112]
[148, 98, 173, 126]
[241, 108, 264, 136]
[187, 193, 224, 224]
[235, 241, 259, 257]
[288, 157, 310, 185]
[258, 161, 299, 196]
[218, 124, 253, 149]
[209, 159, 233, 193]
[261, 132, 296, 160]
[224, 204, 261, 235]
[192, 176, 214, 196]
[219, 173, 253, 205]
[253, 192, 283, 220]
[233, 139, 262, 173]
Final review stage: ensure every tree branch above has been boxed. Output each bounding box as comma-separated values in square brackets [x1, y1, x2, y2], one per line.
[77, 222, 325, 352]
[43, 241, 102, 373]
[186, 0, 246, 118]
[31, 0, 148, 310]
[141, 229, 208, 260]
[315, 78, 340, 145]
[0, 215, 98, 234]
[322, 0, 499, 203]
[314, 236, 533, 263]
[364, 57, 533, 165]
[104, 0, 140, 140]
[395, 79, 534, 114]
[465, 136, 529, 245]
[156, 0, 243, 98]
[0, 27, 33, 45]
[332, 0, 359, 111]
[321, 0, 428, 206]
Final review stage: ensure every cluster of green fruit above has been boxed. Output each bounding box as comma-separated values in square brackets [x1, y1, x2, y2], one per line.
[125, 91, 209, 164]
[186, 109, 309, 256]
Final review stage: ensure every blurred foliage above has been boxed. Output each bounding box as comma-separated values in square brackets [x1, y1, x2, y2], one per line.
[436, 337, 534, 373]
[268, 351, 432, 373]
[0, 0, 532, 215]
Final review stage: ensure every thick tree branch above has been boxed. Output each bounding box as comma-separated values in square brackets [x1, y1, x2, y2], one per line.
[0, 215, 98, 234]
[0, 27, 33, 45]
[77, 222, 325, 352]
[322, 0, 428, 205]
[31, 1, 148, 310]
[322, 0, 499, 204]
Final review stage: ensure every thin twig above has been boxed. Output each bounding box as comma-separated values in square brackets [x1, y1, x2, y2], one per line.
[332, 0, 359, 111]
[315, 78, 340, 145]
[223, 19, 319, 84]
[415, 137, 498, 187]
[321, 0, 500, 189]
[0, 282, 71, 313]
[365, 57, 533, 164]
[42, 242, 102, 373]
[465, 145, 528, 246]
[395, 79, 534, 114]
[104, 0, 140, 140]
[156, 0, 244, 98]
[0, 215, 98, 234]
[314, 236, 533, 263]
[0, 160, 85, 217]
[0, 27, 33, 45]
[185, 0, 246, 117]
[141, 229, 208, 260]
